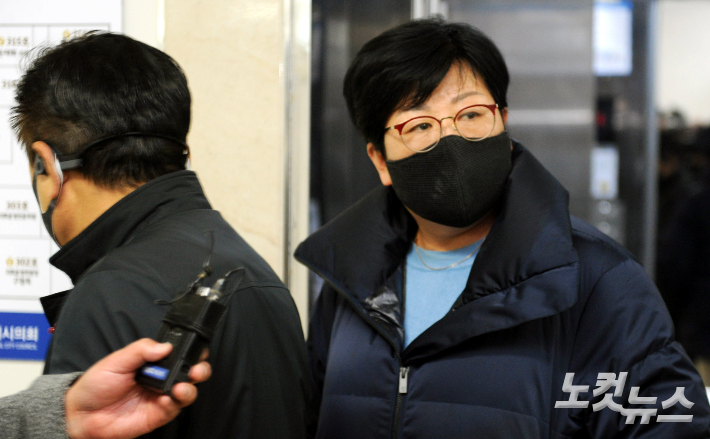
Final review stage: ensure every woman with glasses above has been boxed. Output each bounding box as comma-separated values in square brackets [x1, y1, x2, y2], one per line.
[295, 18, 710, 439]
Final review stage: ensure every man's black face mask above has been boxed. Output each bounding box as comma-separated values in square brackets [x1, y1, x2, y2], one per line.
[32, 155, 57, 245]
[385, 132, 512, 228]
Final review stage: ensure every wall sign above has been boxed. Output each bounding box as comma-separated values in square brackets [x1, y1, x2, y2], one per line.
[0, 0, 122, 360]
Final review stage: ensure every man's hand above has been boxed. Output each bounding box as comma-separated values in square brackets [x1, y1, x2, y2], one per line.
[64, 339, 211, 439]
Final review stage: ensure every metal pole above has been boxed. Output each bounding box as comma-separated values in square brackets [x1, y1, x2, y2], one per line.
[642, 0, 659, 275]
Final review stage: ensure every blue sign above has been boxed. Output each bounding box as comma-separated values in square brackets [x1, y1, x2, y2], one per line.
[0, 312, 51, 360]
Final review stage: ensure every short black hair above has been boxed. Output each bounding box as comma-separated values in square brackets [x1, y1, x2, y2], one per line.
[343, 18, 509, 155]
[12, 32, 191, 189]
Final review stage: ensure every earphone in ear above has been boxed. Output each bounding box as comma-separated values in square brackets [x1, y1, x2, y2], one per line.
[34, 151, 65, 184]
[34, 155, 47, 176]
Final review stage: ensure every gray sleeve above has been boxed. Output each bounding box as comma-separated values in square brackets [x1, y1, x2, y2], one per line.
[0, 372, 82, 439]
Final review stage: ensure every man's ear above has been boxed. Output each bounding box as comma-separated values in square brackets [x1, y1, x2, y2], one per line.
[367, 143, 392, 186]
[501, 107, 508, 126]
[31, 141, 61, 209]
[184, 146, 191, 170]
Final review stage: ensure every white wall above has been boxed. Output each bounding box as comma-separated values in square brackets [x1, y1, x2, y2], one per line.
[656, 0, 710, 125]
[123, 0, 164, 49]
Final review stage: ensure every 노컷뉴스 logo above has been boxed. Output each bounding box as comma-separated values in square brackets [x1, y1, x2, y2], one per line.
[555, 372, 694, 424]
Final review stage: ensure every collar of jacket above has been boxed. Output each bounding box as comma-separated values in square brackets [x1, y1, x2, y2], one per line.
[296, 142, 580, 359]
[49, 170, 211, 284]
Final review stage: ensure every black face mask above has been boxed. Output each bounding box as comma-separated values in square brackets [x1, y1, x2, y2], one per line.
[386, 132, 512, 228]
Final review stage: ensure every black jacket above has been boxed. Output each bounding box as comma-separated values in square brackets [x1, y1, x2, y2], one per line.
[295, 143, 710, 439]
[43, 171, 308, 439]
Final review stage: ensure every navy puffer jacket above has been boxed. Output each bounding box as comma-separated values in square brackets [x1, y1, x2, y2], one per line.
[295, 142, 710, 439]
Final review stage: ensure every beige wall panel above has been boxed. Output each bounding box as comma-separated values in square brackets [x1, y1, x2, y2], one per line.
[657, 0, 710, 125]
[165, 0, 287, 277]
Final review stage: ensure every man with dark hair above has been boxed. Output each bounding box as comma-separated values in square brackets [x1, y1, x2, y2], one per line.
[296, 19, 710, 438]
[12, 32, 308, 439]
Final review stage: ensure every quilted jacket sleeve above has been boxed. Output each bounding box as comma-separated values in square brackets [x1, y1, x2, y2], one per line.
[306, 283, 341, 439]
[570, 258, 710, 438]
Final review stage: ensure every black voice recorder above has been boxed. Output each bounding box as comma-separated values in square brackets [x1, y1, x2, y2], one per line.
[136, 232, 243, 395]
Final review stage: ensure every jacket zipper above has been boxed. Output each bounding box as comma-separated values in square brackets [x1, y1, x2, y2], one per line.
[393, 265, 409, 439]
[303, 265, 407, 438]
[392, 354, 409, 439]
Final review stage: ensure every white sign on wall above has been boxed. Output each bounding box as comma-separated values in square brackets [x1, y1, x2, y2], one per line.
[0, 0, 122, 360]
[590, 145, 620, 200]
[594, 0, 633, 76]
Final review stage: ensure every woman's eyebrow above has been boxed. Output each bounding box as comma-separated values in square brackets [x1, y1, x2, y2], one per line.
[451, 90, 484, 104]
[399, 90, 485, 114]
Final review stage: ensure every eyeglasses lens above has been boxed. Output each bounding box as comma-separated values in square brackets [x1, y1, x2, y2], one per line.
[400, 105, 495, 152]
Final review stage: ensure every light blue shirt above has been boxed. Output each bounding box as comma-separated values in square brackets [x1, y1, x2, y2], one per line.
[403, 240, 482, 348]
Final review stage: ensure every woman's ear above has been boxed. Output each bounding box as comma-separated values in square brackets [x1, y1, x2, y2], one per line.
[367, 143, 392, 186]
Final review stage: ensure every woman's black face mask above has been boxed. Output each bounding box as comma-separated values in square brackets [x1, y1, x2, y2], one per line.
[385, 132, 512, 228]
